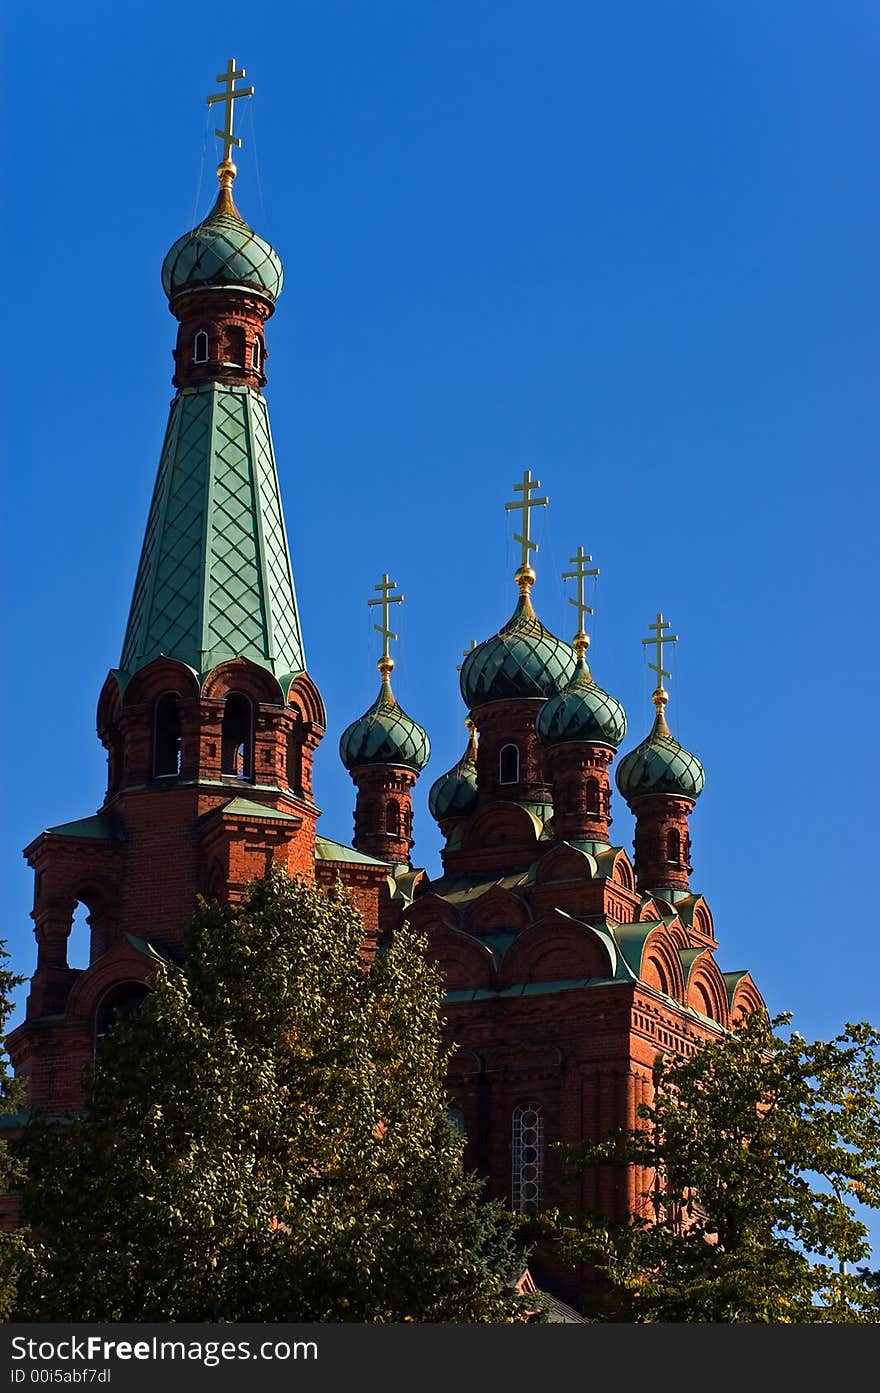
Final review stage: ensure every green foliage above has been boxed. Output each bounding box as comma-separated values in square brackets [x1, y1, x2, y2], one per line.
[17, 870, 529, 1322]
[0, 943, 29, 1318]
[548, 1011, 880, 1322]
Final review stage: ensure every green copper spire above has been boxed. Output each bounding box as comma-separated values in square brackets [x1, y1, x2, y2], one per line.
[120, 384, 305, 684]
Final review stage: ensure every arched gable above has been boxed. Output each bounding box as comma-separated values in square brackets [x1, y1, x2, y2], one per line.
[724, 971, 765, 1021]
[96, 671, 123, 738]
[65, 937, 163, 1026]
[285, 671, 326, 731]
[424, 925, 495, 992]
[402, 892, 462, 936]
[123, 657, 200, 707]
[680, 949, 729, 1026]
[620, 924, 685, 1001]
[498, 912, 614, 988]
[201, 658, 285, 706]
[639, 898, 662, 922]
[535, 842, 597, 886]
[460, 802, 541, 854]
[466, 886, 530, 935]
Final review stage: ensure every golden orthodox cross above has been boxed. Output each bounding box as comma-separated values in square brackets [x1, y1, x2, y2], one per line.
[562, 546, 600, 646]
[457, 640, 477, 673]
[505, 470, 548, 572]
[207, 58, 254, 166]
[642, 611, 678, 688]
[368, 573, 403, 668]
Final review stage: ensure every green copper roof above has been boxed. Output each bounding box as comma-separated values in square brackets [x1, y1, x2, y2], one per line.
[460, 592, 576, 707]
[120, 383, 305, 683]
[315, 836, 391, 867]
[428, 730, 478, 823]
[616, 710, 705, 802]
[536, 654, 627, 748]
[219, 798, 299, 822]
[44, 814, 124, 842]
[339, 675, 430, 773]
[162, 200, 283, 303]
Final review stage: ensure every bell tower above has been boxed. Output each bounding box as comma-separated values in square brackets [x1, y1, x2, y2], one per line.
[10, 61, 325, 1111]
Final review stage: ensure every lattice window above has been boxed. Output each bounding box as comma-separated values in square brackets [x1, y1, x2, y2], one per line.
[511, 1102, 544, 1213]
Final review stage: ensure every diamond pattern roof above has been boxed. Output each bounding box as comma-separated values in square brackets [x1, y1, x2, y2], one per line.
[120, 384, 305, 681]
[616, 714, 706, 802]
[460, 594, 577, 707]
[339, 678, 430, 773]
[536, 656, 627, 748]
[161, 209, 283, 302]
[428, 746, 478, 822]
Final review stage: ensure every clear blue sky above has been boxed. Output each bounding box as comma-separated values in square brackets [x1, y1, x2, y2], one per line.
[2, 0, 878, 1214]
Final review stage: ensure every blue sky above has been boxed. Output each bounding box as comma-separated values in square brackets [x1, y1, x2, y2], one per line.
[2, 1, 878, 1244]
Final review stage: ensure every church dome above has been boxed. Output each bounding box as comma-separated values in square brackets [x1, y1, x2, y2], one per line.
[162, 191, 283, 304]
[536, 655, 626, 749]
[428, 724, 478, 823]
[460, 594, 576, 708]
[616, 711, 705, 802]
[339, 675, 430, 774]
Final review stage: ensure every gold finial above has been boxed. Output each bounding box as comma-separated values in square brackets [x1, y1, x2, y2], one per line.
[505, 470, 548, 592]
[368, 573, 403, 678]
[562, 546, 599, 660]
[457, 640, 477, 673]
[642, 611, 678, 717]
[206, 58, 254, 195]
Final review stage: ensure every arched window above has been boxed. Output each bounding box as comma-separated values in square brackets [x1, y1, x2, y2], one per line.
[448, 1106, 466, 1138]
[153, 692, 182, 777]
[498, 743, 519, 785]
[226, 325, 246, 366]
[385, 799, 401, 837]
[286, 727, 303, 794]
[512, 1102, 545, 1214]
[193, 329, 209, 363]
[667, 828, 681, 864]
[585, 776, 600, 814]
[94, 982, 150, 1054]
[221, 693, 253, 778]
[252, 337, 262, 372]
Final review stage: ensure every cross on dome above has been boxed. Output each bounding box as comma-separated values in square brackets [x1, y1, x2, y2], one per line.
[206, 58, 254, 187]
[562, 546, 600, 657]
[368, 573, 403, 676]
[642, 611, 678, 714]
[505, 470, 548, 590]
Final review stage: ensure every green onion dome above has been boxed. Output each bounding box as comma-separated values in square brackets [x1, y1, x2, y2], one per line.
[162, 184, 283, 304]
[460, 590, 577, 708]
[339, 673, 430, 774]
[536, 653, 626, 749]
[428, 722, 479, 823]
[616, 707, 705, 802]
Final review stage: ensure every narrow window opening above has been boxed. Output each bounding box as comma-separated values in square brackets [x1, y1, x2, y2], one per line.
[221, 693, 253, 778]
[585, 776, 600, 814]
[193, 329, 209, 364]
[226, 325, 246, 367]
[498, 744, 519, 785]
[153, 692, 182, 778]
[385, 799, 401, 837]
[286, 728, 303, 794]
[512, 1103, 545, 1214]
[252, 337, 262, 372]
[667, 828, 681, 864]
[68, 901, 91, 972]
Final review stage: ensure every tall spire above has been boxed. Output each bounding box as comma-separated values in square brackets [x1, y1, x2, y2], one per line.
[119, 62, 305, 688]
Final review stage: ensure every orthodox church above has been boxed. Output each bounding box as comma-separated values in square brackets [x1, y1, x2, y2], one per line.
[9, 65, 764, 1284]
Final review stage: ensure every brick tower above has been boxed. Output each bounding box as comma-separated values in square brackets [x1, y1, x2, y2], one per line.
[8, 66, 390, 1112]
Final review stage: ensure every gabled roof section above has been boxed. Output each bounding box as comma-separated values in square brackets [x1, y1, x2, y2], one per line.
[44, 814, 124, 843]
[120, 383, 305, 682]
[315, 836, 391, 867]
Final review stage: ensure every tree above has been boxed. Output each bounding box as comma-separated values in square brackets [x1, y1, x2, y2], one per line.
[16, 870, 530, 1322]
[548, 1010, 880, 1322]
[0, 943, 30, 1318]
